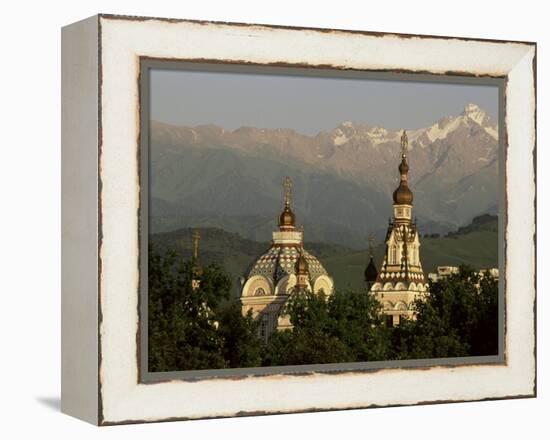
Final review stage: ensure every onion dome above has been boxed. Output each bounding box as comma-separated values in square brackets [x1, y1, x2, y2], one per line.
[294, 250, 310, 289]
[393, 175, 414, 205]
[398, 158, 409, 175]
[393, 130, 414, 205]
[364, 256, 378, 283]
[279, 205, 296, 229]
[295, 252, 309, 275]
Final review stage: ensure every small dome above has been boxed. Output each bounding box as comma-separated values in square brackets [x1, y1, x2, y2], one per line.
[365, 257, 378, 283]
[295, 252, 309, 275]
[398, 159, 409, 174]
[279, 205, 296, 228]
[393, 183, 414, 205]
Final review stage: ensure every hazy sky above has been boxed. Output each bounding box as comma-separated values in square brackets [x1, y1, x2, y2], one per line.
[150, 68, 499, 136]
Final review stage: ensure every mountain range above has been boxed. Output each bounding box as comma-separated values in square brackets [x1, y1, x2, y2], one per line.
[149, 103, 499, 248]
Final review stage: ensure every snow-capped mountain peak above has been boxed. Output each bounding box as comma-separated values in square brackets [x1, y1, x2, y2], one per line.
[462, 103, 489, 126]
[326, 104, 496, 148]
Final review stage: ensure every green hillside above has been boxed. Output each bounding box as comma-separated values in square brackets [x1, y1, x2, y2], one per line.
[150, 215, 498, 298]
[324, 214, 498, 291]
[150, 227, 353, 298]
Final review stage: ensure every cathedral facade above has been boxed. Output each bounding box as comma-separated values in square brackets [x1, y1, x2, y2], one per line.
[240, 177, 334, 340]
[368, 131, 429, 326]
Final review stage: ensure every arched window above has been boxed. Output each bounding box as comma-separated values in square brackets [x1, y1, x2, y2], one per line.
[254, 287, 267, 296]
[391, 244, 398, 264]
[396, 301, 407, 311]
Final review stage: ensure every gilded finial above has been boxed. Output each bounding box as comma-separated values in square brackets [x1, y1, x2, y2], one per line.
[368, 233, 375, 258]
[283, 176, 292, 207]
[400, 130, 408, 158]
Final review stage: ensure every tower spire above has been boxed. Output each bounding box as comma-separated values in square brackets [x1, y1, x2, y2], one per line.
[283, 176, 292, 208]
[392, 130, 414, 207]
[401, 130, 408, 159]
[294, 224, 310, 290]
[278, 176, 296, 230]
[368, 232, 375, 258]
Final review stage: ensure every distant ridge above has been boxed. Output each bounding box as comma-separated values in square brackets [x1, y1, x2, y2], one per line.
[150, 104, 499, 247]
[150, 214, 498, 297]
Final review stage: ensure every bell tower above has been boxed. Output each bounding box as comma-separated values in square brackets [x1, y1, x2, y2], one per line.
[369, 131, 428, 326]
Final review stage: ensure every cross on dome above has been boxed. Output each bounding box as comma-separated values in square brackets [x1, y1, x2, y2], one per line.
[283, 176, 292, 207]
[400, 130, 408, 158]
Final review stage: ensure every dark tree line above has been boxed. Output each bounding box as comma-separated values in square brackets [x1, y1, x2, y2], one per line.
[148, 247, 498, 372]
[148, 247, 262, 372]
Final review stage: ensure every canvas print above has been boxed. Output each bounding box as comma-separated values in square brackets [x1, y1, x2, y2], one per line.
[145, 66, 501, 374]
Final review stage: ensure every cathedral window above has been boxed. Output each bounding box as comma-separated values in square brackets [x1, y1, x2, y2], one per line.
[390, 244, 398, 264]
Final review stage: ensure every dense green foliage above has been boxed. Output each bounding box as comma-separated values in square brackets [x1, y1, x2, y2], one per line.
[149, 248, 498, 372]
[148, 246, 262, 372]
[391, 266, 499, 359]
[263, 289, 391, 365]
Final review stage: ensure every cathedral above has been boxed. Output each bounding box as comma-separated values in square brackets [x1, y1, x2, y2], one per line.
[367, 131, 429, 326]
[239, 131, 427, 335]
[239, 177, 334, 340]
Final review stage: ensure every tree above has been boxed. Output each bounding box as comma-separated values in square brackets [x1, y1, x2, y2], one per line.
[149, 245, 499, 370]
[390, 265, 499, 360]
[263, 289, 352, 365]
[148, 245, 230, 372]
[327, 290, 391, 362]
[148, 245, 265, 371]
[263, 288, 390, 365]
[217, 301, 263, 368]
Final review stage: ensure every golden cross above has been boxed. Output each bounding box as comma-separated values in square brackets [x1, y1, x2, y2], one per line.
[192, 230, 200, 261]
[283, 176, 292, 206]
[368, 233, 375, 257]
[400, 130, 408, 158]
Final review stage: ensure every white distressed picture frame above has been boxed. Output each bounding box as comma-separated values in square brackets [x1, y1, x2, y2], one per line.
[61, 14, 536, 425]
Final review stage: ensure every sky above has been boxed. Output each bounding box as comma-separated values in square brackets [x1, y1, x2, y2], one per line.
[150, 68, 499, 136]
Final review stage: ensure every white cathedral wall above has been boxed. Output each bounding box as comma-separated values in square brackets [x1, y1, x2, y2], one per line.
[275, 274, 298, 295]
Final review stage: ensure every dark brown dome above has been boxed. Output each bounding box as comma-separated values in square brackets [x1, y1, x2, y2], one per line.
[364, 257, 378, 283]
[279, 205, 296, 228]
[393, 182, 414, 205]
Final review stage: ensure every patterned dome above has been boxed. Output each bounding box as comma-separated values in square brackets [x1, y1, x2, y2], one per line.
[246, 245, 329, 285]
